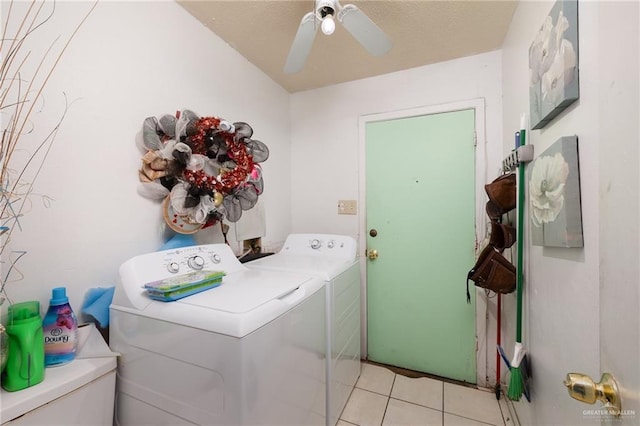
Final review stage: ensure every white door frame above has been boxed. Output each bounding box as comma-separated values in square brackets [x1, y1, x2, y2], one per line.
[357, 98, 489, 386]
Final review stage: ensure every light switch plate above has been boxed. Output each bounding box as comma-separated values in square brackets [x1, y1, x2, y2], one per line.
[338, 200, 357, 215]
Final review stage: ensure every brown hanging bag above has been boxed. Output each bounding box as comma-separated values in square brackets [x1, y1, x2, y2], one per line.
[484, 173, 517, 217]
[466, 245, 516, 302]
[489, 222, 517, 252]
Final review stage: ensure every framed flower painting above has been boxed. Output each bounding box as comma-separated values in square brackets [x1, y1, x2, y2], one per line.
[529, 0, 579, 130]
[529, 136, 583, 247]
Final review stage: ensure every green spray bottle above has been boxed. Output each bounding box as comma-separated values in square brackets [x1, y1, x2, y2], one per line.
[1, 301, 45, 391]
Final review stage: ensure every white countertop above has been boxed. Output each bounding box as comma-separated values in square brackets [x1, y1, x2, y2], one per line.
[0, 324, 117, 423]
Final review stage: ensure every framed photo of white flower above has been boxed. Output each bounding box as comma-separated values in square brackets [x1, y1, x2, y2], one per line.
[529, 0, 579, 130]
[529, 136, 583, 247]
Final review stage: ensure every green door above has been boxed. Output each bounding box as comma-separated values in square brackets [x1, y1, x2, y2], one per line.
[366, 109, 477, 383]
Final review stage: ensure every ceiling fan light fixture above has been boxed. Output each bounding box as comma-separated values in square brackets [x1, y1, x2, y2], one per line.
[284, 0, 392, 74]
[321, 15, 335, 35]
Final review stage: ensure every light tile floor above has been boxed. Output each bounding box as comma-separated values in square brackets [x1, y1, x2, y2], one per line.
[338, 363, 515, 426]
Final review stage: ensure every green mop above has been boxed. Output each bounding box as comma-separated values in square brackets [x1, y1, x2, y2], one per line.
[507, 120, 527, 401]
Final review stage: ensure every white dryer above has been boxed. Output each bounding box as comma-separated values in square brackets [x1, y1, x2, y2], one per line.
[246, 234, 360, 426]
[109, 243, 326, 426]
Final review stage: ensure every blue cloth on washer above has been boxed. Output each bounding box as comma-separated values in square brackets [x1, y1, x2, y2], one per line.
[159, 233, 196, 250]
[81, 286, 115, 328]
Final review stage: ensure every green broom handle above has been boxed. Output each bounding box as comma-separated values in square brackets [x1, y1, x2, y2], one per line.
[516, 130, 526, 343]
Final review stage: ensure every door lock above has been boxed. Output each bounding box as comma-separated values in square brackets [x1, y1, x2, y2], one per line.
[367, 249, 378, 260]
[563, 372, 622, 416]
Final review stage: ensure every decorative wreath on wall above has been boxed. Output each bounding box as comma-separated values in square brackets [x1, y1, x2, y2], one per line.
[137, 109, 269, 234]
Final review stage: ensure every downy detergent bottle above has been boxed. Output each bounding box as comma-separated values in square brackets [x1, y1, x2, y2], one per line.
[42, 287, 78, 367]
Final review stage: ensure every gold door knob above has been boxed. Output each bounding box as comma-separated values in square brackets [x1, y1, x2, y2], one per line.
[368, 249, 378, 260]
[563, 373, 621, 416]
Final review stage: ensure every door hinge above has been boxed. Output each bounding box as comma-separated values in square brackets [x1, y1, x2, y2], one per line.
[473, 131, 477, 147]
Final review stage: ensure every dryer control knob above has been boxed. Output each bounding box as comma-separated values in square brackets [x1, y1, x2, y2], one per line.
[311, 239, 321, 249]
[327, 240, 335, 248]
[167, 262, 180, 274]
[188, 256, 205, 270]
[211, 253, 221, 264]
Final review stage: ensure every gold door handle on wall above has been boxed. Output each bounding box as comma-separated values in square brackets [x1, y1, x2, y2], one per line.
[368, 249, 378, 260]
[563, 373, 622, 416]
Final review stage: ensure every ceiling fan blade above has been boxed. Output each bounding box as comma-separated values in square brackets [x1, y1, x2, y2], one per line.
[284, 11, 318, 74]
[339, 4, 392, 56]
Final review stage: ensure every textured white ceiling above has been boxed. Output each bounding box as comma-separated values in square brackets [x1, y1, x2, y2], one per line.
[177, 0, 518, 93]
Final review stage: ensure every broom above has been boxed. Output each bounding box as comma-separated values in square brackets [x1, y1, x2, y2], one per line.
[495, 293, 502, 400]
[507, 119, 527, 401]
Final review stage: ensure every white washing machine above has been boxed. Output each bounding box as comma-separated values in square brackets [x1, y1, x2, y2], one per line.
[109, 243, 326, 426]
[246, 234, 360, 426]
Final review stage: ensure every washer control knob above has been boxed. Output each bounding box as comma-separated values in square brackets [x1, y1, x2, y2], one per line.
[188, 255, 205, 270]
[167, 262, 180, 274]
[327, 240, 335, 249]
[311, 239, 321, 249]
[211, 253, 221, 264]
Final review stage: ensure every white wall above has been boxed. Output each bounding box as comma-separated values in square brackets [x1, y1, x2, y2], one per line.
[501, 1, 639, 424]
[0, 2, 291, 318]
[290, 51, 505, 386]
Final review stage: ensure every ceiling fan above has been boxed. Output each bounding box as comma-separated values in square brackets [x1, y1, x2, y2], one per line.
[284, 0, 393, 74]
